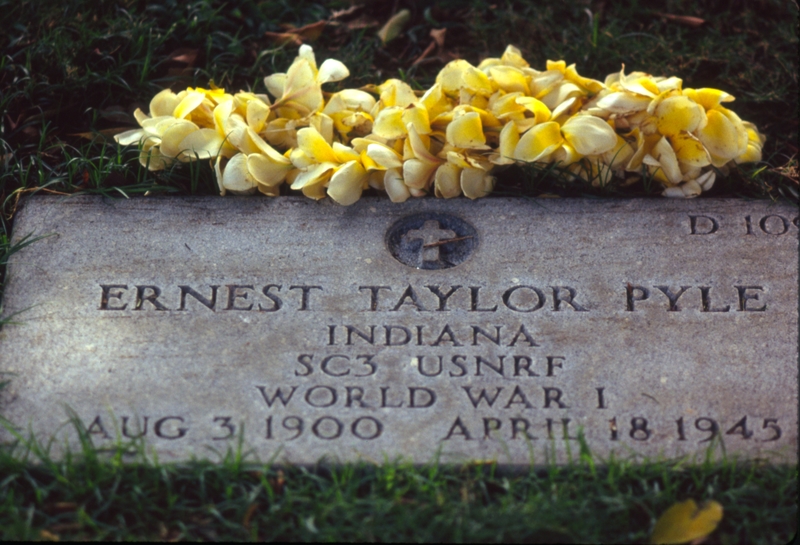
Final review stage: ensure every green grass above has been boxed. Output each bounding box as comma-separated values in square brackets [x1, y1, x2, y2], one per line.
[0, 1, 798, 541]
[0, 417, 796, 542]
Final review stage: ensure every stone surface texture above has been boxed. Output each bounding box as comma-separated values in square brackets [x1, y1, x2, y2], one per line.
[1, 195, 797, 465]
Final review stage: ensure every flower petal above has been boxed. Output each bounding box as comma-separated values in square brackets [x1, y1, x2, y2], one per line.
[149, 89, 181, 117]
[513, 122, 563, 162]
[595, 91, 651, 114]
[372, 106, 407, 139]
[683, 88, 735, 111]
[291, 162, 335, 190]
[332, 142, 360, 164]
[403, 158, 438, 189]
[384, 168, 411, 202]
[221, 153, 258, 194]
[437, 60, 475, 95]
[645, 136, 682, 186]
[246, 98, 270, 133]
[515, 97, 551, 124]
[493, 121, 519, 165]
[669, 133, 711, 167]
[446, 111, 488, 149]
[263, 73, 287, 100]
[489, 66, 530, 94]
[159, 120, 200, 158]
[367, 143, 403, 169]
[317, 58, 350, 84]
[327, 160, 367, 205]
[297, 127, 338, 164]
[434, 163, 462, 198]
[561, 115, 617, 156]
[178, 128, 225, 161]
[696, 109, 744, 162]
[402, 104, 431, 135]
[115, 128, 145, 146]
[655, 96, 705, 136]
[173, 91, 205, 119]
[247, 153, 292, 187]
[461, 167, 494, 199]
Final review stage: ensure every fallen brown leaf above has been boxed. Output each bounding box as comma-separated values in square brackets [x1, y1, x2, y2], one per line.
[341, 15, 380, 31]
[166, 48, 199, 66]
[242, 502, 259, 529]
[330, 5, 361, 20]
[263, 31, 304, 46]
[70, 127, 133, 143]
[265, 20, 326, 46]
[39, 530, 60, 542]
[656, 13, 706, 28]
[430, 28, 446, 48]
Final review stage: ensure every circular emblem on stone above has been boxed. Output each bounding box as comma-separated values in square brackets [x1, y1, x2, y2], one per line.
[386, 213, 477, 269]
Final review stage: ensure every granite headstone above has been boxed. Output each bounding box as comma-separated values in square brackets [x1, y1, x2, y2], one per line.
[1, 196, 797, 465]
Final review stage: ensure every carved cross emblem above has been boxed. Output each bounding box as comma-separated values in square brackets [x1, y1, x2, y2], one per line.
[387, 213, 477, 270]
[404, 220, 457, 265]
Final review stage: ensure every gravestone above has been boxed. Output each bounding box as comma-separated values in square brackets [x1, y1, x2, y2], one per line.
[0, 195, 797, 465]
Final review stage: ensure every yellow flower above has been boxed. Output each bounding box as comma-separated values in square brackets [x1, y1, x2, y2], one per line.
[735, 122, 766, 164]
[290, 127, 369, 205]
[696, 106, 748, 166]
[437, 59, 495, 97]
[513, 122, 564, 163]
[476, 45, 530, 70]
[373, 103, 431, 140]
[402, 124, 445, 192]
[122, 46, 765, 204]
[264, 45, 350, 118]
[322, 89, 376, 141]
[215, 127, 294, 196]
[116, 85, 257, 171]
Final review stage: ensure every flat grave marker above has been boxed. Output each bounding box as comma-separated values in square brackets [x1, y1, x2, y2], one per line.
[1, 196, 797, 465]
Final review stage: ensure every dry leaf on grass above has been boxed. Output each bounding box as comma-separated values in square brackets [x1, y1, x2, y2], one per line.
[166, 48, 199, 66]
[377, 9, 410, 44]
[264, 20, 326, 46]
[656, 13, 706, 27]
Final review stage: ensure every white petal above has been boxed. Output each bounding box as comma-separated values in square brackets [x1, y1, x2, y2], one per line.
[561, 115, 618, 156]
[461, 168, 494, 199]
[317, 59, 350, 84]
[298, 44, 317, 68]
[384, 168, 411, 202]
[595, 91, 651, 114]
[290, 162, 335, 190]
[367, 143, 403, 169]
[115, 128, 145, 146]
[434, 163, 462, 198]
[149, 89, 180, 117]
[264, 73, 287, 99]
[247, 153, 292, 187]
[222, 153, 258, 193]
[697, 170, 716, 191]
[159, 121, 200, 158]
[178, 128, 225, 161]
[403, 158, 437, 189]
[327, 161, 366, 205]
